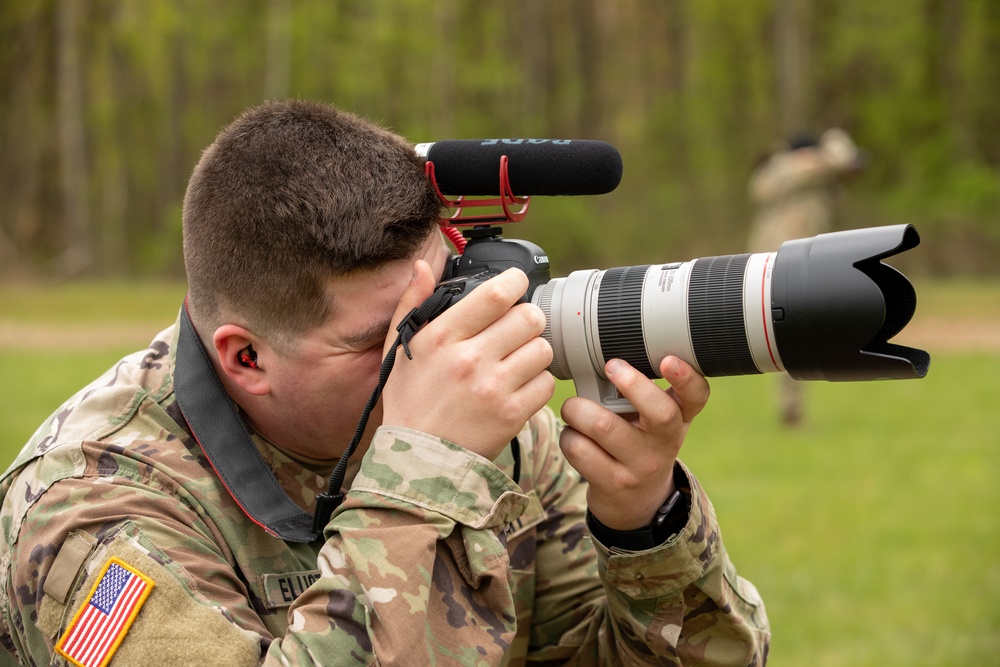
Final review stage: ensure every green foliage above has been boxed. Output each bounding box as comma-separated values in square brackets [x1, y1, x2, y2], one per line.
[2, 0, 999, 278]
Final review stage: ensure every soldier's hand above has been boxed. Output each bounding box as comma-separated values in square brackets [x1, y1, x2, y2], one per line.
[559, 356, 709, 531]
[381, 261, 555, 461]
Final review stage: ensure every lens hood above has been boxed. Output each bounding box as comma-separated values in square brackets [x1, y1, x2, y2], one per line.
[771, 224, 930, 381]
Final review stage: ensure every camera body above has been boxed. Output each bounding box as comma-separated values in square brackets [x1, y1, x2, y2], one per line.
[440, 226, 551, 297]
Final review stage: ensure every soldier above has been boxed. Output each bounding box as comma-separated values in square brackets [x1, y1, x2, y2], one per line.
[1, 100, 769, 665]
[748, 128, 864, 426]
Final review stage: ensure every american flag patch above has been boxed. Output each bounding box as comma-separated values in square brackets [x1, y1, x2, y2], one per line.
[55, 557, 155, 667]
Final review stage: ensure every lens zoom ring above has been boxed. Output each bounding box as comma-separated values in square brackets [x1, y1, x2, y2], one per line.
[535, 283, 566, 377]
[597, 266, 655, 377]
[689, 255, 760, 376]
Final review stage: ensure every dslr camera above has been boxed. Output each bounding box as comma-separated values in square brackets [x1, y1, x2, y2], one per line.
[416, 139, 930, 413]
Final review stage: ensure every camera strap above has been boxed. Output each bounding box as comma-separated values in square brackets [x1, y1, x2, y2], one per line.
[313, 285, 457, 534]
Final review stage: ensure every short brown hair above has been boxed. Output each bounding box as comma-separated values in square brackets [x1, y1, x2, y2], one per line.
[182, 99, 441, 347]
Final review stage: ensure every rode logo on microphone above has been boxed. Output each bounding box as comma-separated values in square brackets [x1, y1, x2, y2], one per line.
[415, 138, 623, 196]
[479, 139, 572, 146]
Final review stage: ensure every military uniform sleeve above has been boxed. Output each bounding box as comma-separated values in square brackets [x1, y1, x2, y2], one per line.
[2, 458, 268, 666]
[266, 426, 531, 665]
[4, 416, 767, 667]
[4, 431, 531, 667]
[522, 408, 771, 665]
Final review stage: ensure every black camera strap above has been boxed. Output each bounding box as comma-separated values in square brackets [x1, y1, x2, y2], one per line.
[313, 285, 456, 534]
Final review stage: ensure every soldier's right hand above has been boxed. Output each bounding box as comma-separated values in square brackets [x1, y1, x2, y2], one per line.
[381, 261, 554, 461]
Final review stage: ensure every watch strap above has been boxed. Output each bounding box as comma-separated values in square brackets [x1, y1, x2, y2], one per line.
[586, 487, 689, 551]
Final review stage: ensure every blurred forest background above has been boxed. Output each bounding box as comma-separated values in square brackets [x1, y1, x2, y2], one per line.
[2, 0, 999, 281]
[2, 3, 999, 666]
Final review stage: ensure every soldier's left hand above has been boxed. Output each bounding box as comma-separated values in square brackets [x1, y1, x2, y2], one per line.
[558, 356, 710, 532]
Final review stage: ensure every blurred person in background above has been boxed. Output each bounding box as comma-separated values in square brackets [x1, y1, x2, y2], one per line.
[748, 128, 865, 426]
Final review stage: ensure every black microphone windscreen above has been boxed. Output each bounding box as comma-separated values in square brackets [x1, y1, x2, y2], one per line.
[417, 139, 623, 196]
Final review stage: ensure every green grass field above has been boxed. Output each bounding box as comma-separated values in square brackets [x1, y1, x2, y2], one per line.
[1, 279, 998, 665]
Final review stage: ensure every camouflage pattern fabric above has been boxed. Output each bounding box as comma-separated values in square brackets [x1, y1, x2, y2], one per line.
[1, 316, 770, 665]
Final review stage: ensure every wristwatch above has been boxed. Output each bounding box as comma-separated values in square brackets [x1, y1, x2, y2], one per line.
[586, 487, 689, 551]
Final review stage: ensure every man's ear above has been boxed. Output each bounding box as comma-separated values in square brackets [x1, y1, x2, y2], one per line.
[213, 324, 270, 396]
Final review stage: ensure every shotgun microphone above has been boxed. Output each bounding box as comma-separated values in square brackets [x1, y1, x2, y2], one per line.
[414, 139, 623, 197]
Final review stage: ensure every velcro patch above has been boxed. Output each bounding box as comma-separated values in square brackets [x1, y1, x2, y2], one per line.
[55, 557, 155, 667]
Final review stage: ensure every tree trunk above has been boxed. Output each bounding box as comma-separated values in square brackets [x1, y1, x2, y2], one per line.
[265, 0, 292, 100]
[55, 0, 91, 278]
[775, 0, 809, 135]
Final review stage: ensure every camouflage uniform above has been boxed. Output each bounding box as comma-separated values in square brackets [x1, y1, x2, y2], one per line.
[1, 315, 769, 666]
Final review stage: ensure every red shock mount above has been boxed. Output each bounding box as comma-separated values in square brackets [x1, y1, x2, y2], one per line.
[425, 155, 530, 254]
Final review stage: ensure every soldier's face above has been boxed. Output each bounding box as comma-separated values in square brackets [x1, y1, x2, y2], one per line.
[255, 233, 451, 460]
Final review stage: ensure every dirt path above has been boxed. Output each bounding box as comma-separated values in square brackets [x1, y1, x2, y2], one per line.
[889, 317, 1000, 353]
[0, 322, 163, 351]
[1, 318, 996, 353]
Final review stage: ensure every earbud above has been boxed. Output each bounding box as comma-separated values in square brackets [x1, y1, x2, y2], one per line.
[239, 344, 258, 369]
